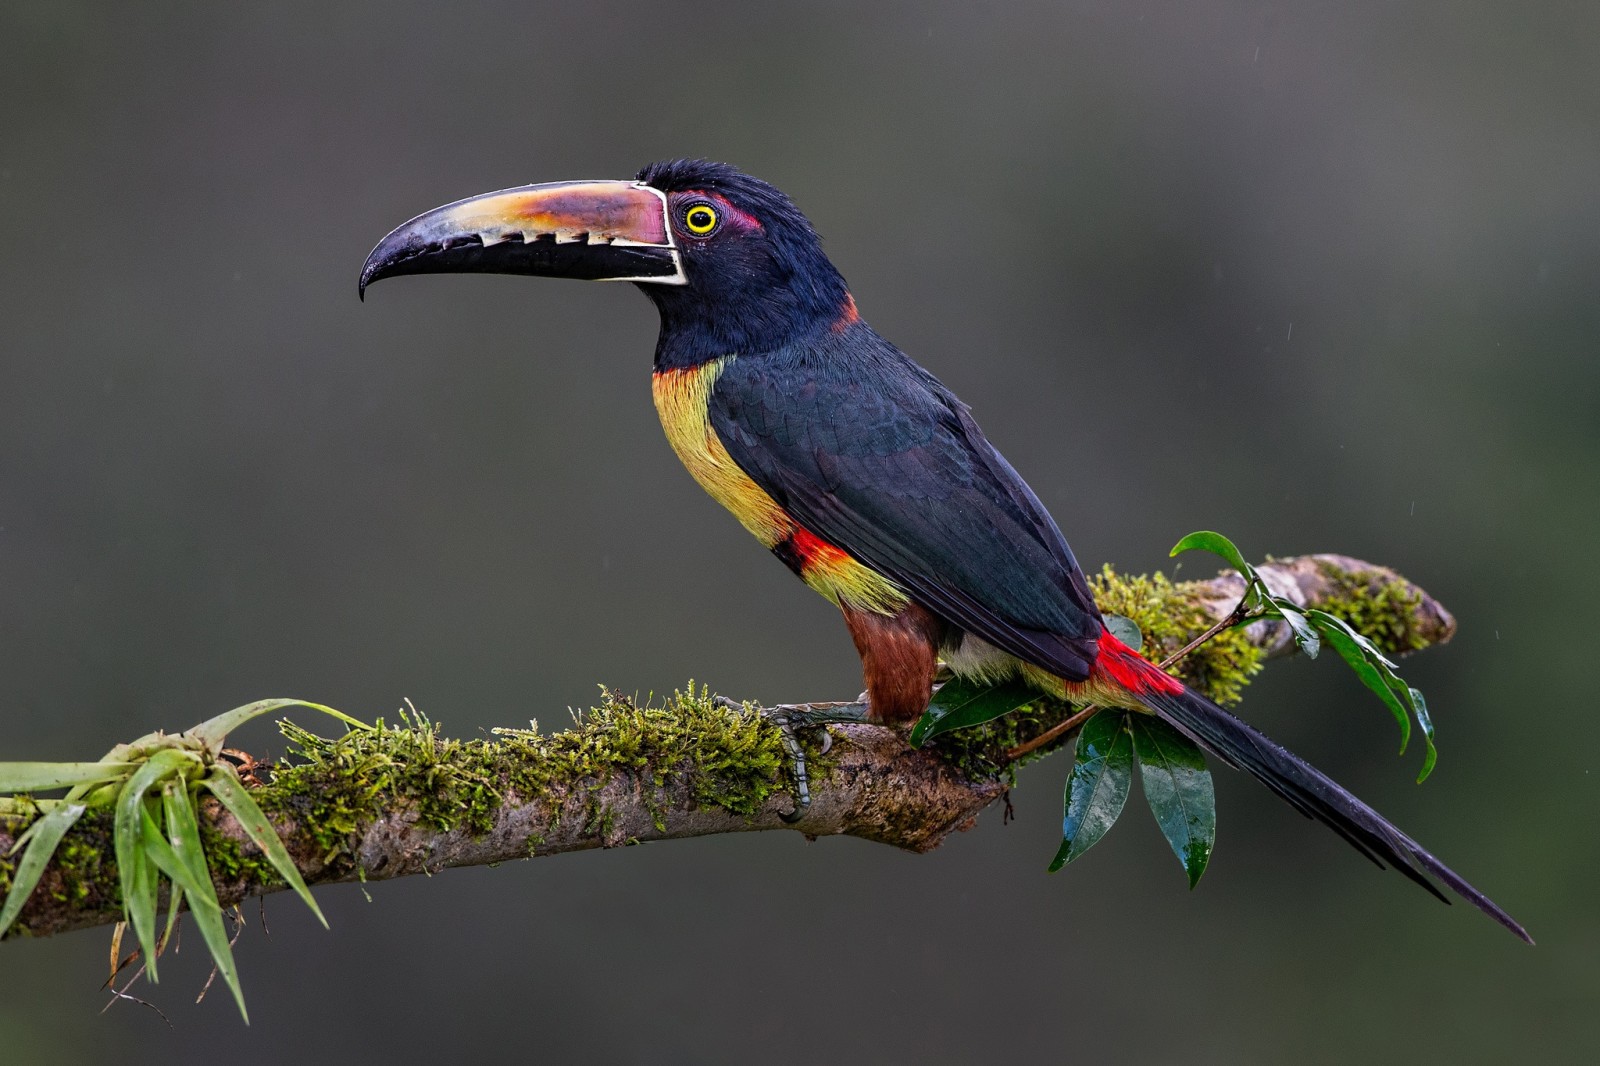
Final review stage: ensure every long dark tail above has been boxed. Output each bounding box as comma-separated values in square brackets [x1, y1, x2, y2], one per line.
[1111, 646, 1531, 943]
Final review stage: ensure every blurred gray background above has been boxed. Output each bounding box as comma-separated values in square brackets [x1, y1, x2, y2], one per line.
[2, 2, 1595, 1062]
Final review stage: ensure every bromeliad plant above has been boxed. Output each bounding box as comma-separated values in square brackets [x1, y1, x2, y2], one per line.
[0, 700, 365, 1021]
[911, 530, 1441, 889]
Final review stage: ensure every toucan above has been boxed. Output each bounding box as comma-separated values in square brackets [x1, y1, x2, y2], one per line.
[360, 159, 1528, 942]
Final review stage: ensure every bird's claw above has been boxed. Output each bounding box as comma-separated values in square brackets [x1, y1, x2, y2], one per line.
[718, 699, 870, 823]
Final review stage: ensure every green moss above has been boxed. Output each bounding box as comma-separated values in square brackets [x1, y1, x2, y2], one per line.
[1310, 561, 1429, 655]
[200, 822, 280, 887]
[248, 683, 794, 875]
[50, 836, 105, 905]
[2, 808, 122, 925]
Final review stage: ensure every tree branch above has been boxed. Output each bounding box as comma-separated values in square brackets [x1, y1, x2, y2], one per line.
[0, 553, 1453, 940]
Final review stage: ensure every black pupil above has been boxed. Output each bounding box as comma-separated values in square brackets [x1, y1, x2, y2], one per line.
[690, 208, 712, 229]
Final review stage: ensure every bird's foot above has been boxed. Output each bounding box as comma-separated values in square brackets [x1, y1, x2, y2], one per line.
[718, 697, 871, 823]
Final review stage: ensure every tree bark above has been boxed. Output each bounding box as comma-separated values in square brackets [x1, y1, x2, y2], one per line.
[0, 554, 1453, 940]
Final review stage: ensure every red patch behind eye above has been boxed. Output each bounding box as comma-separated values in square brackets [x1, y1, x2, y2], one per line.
[683, 190, 763, 232]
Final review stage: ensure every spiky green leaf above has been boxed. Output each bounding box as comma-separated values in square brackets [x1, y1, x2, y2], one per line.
[137, 797, 218, 911]
[113, 749, 196, 980]
[163, 773, 247, 1021]
[0, 762, 136, 793]
[203, 763, 326, 928]
[188, 699, 367, 757]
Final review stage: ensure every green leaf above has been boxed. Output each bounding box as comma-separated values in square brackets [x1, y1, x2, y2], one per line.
[1103, 613, 1144, 653]
[163, 772, 248, 1022]
[1409, 687, 1438, 783]
[125, 815, 161, 980]
[0, 762, 136, 794]
[204, 763, 327, 928]
[0, 802, 87, 938]
[137, 798, 219, 912]
[1170, 530, 1255, 579]
[188, 699, 366, 757]
[157, 784, 191, 951]
[909, 677, 1036, 747]
[1128, 716, 1216, 888]
[1275, 603, 1322, 659]
[159, 882, 184, 954]
[1170, 529, 1274, 614]
[1306, 609, 1413, 753]
[1048, 711, 1133, 872]
[114, 749, 196, 981]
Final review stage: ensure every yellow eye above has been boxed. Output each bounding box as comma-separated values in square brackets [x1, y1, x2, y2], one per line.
[684, 203, 718, 235]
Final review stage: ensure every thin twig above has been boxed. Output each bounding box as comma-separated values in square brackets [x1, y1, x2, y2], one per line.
[1004, 704, 1100, 761]
[1157, 602, 1260, 671]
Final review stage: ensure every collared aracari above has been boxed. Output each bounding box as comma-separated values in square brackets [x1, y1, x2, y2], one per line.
[360, 159, 1528, 942]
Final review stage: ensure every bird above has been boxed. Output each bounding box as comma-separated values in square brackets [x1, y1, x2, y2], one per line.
[360, 159, 1529, 943]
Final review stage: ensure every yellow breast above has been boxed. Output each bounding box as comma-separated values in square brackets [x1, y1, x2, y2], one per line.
[652, 358, 791, 547]
[650, 358, 907, 615]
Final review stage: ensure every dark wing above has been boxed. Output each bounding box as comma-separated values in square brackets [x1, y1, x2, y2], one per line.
[709, 332, 1103, 680]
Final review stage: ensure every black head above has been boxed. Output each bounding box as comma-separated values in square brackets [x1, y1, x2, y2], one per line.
[635, 160, 852, 366]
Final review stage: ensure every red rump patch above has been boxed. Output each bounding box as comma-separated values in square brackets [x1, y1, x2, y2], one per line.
[1095, 632, 1184, 696]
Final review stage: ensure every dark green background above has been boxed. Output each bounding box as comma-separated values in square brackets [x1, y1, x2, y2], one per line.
[2, 3, 1594, 1062]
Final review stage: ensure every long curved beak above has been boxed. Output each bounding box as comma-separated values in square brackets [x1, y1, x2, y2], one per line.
[359, 180, 683, 298]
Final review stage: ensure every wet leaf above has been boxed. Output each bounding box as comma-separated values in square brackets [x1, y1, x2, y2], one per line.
[910, 677, 1036, 747]
[1129, 716, 1216, 888]
[1048, 711, 1133, 872]
[1409, 687, 1437, 783]
[1276, 604, 1321, 659]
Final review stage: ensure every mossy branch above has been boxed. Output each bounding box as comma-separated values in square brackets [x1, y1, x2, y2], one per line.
[0, 553, 1452, 941]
